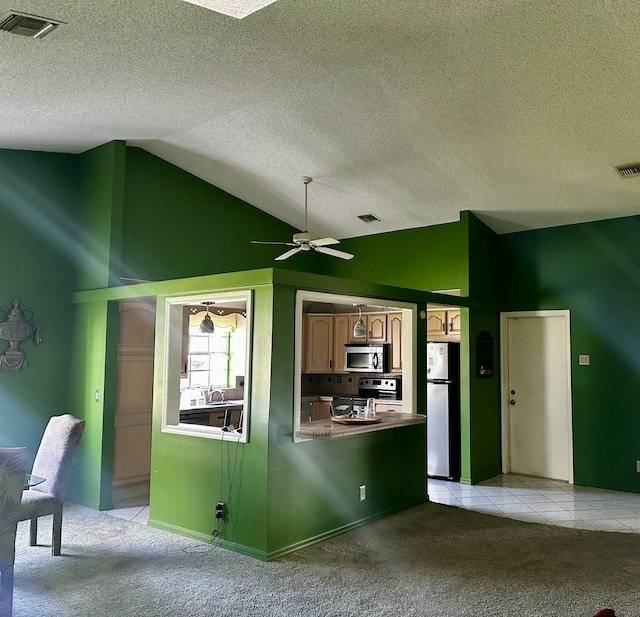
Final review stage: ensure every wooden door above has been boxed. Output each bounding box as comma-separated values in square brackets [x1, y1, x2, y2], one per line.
[503, 312, 572, 481]
[305, 315, 334, 372]
[427, 310, 447, 341]
[367, 314, 387, 342]
[446, 309, 461, 341]
[388, 312, 402, 373]
[333, 314, 350, 372]
[113, 300, 155, 499]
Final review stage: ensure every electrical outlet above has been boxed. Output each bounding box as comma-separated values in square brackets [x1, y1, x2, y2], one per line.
[359, 485, 366, 501]
[215, 502, 225, 519]
[636, 460, 640, 473]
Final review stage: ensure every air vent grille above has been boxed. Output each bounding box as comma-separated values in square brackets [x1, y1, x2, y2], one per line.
[357, 213, 382, 223]
[0, 11, 62, 38]
[616, 163, 640, 178]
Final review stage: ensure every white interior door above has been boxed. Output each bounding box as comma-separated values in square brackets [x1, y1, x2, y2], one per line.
[501, 311, 573, 482]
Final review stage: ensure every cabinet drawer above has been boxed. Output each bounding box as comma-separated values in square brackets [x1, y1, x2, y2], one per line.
[374, 402, 403, 414]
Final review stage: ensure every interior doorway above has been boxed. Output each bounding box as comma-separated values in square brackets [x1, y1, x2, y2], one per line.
[500, 311, 573, 482]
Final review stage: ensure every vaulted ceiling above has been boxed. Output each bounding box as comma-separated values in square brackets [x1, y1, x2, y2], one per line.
[3, 1, 640, 238]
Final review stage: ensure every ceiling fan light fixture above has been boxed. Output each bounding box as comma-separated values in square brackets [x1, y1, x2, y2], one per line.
[251, 175, 354, 261]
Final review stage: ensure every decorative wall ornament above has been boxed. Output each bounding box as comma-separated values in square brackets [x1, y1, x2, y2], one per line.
[0, 298, 42, 371]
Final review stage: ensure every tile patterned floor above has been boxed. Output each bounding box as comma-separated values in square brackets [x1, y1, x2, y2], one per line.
[107, 475, 640, 534]
[429, 474, 640, 532]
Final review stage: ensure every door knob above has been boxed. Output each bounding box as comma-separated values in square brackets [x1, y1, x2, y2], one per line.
[509, 399, 516, 406]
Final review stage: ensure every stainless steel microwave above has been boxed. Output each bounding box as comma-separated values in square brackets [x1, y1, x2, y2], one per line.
[344, 343, 390, 373]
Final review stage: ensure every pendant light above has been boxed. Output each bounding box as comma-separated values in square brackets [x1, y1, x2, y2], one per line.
[353, 304, 367, 338]
[199, 302, 215, 333]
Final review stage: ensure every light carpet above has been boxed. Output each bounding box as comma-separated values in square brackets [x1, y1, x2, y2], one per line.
[13, 501, 634, 616]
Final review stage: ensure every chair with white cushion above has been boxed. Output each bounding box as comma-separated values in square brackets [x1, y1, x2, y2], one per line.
[19, 414, 85, 556]
[0, 447, 29, 617]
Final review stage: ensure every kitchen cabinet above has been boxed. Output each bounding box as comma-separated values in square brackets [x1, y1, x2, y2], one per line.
[448, 309, 461, 339]
[301, 312, 308, 373]
[348, 313, 387, 343]
[388, 312, 402, 373]
[304, 311, 398, 374]
[427, 309, 460, 342]
[333, 314, 350, 373]
[312, 400, 332, 421]
[300, 397, 332, 422]
[374, 401, 403, 414]
[305, 315, 334, 373]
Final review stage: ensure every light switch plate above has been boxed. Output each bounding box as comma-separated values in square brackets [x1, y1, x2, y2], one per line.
[578, 355, 590, 366]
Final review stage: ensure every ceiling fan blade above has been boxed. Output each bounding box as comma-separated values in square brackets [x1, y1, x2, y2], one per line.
[314, 246, 354, 260]
[251, 240, 297, 246]
[275, 247, 303, 261]
[310, 237, 339, 247]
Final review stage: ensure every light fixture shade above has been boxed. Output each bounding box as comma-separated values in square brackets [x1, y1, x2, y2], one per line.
[353, 318, 367, 338]
[199, 313, 215, 333]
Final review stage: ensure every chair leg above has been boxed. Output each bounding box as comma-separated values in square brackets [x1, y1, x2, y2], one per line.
[29, 517, 38, 546]
[0, 564, 14, 617]
[52, 511, 62, 556]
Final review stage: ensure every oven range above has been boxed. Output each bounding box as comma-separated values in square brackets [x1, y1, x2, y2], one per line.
[351, 377, 401, 413]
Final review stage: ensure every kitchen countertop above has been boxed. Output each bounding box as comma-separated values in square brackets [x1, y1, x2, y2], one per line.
[297, 411, 424, 440]
[180, 399, 244, 412]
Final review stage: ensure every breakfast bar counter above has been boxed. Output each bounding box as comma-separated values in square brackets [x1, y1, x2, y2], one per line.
[297, 411, 425, 440]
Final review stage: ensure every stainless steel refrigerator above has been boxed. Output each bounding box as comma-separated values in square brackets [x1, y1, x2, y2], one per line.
[427, 341, 461, 481]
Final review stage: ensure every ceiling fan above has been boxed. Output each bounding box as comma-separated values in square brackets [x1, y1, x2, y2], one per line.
[251, 176, 354, 261]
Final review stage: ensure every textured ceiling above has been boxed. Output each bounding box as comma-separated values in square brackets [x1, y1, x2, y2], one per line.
[3, 1, 640, 238]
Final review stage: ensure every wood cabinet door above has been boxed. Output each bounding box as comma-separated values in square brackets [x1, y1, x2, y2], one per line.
[333, 314, 350, 372]
[427, 310, 447, 341]
[314, 401, 332, 421]
[305, 315, 334, 372]
[367, 314, 387, 342]
[388, 312, 402, 373]
[447, 309, 461, 339]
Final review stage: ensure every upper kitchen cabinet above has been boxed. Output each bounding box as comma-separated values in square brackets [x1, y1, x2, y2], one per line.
[427, 308, 460, 342]
[333, 314, 350, 373]
[348, 313, 387, 343]
[388, 312, 402, 373]
[305, 314, 334, 373]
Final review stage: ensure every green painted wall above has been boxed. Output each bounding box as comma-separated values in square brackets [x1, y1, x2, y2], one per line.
[500, 215, 640, 492]
[316, 216, 469, 293]
[0, 142, 503, 562]
[76, 141, 126, 290]
[84, 269, 431, 559]
[464, 309, 501, 484]
[121, 147, 320, 281]
[0, 149, 80, 465]
[148, 279, 272, 557]
[462, 213, 502, 484]
[266, 285, 426, 557]
[67, 301, 120, 508]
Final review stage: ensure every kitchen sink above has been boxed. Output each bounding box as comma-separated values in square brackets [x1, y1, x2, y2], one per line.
[205, 399, 243, 408]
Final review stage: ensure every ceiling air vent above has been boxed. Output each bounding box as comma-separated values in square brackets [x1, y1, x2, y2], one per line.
[357, 213, 382, 224]
[615, 163, 640, 178]
[0, 11, 62, 38]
